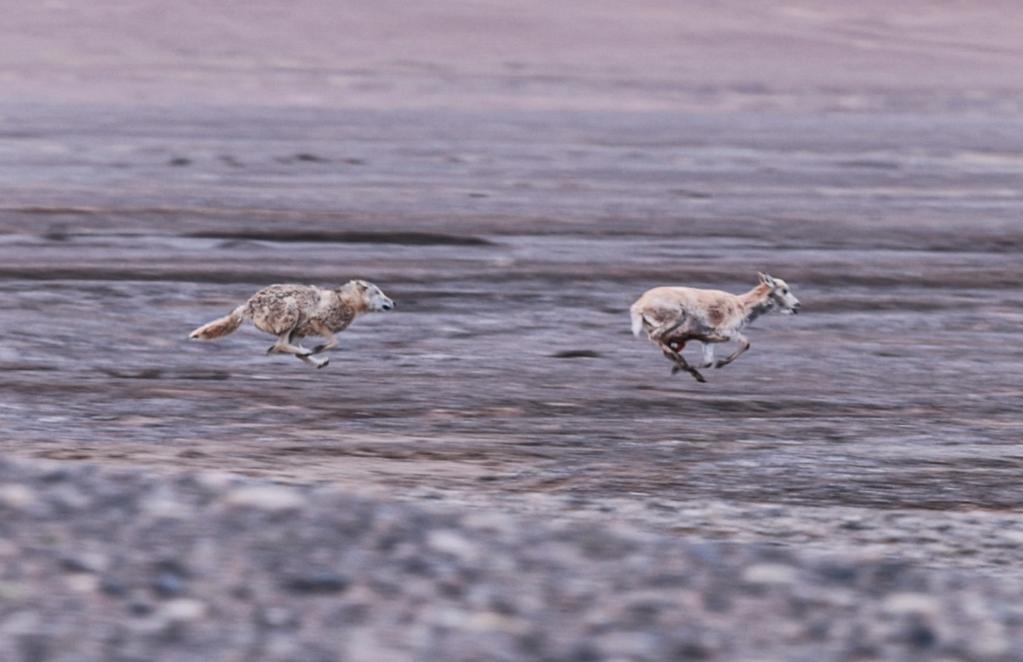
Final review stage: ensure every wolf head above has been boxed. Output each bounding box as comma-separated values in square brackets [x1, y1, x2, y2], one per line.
[341, 280, 395, 312]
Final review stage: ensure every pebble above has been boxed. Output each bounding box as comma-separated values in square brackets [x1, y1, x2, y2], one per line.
[0, 610, 40, 636]
[282, 572, 350, 594]
[66, 573, 101, 593]
[258, 606, 300, 629]
[882, 592, 941, 617]
[158, 599, 207, 623]
[222, 485, 306, 512]
[428, 530, 481, 562]
[966, 623, 1011, 658]
[60, 551, 110, 574]
[742, 563, 798, 586]
[153, 571, 188, 597]
[142, 495, 193, 519]
[0, 484, 35, 510]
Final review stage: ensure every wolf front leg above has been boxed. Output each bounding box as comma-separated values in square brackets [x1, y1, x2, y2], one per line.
[298, 353, 329, 368]
[307, 321, 338, 355]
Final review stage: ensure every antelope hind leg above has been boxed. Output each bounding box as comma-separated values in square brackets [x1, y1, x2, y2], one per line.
[660, 345, 706, 383]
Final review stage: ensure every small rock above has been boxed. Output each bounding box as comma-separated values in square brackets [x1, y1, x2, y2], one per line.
[223, 485, 306, 512]
[39, 468, 72, 482]
[128, 601, 154, 617]
[158, 599, 208, 623]
[60, 551, 110, 574]
[0, 582, 26, 602]
[194, 471, 237, 490]
[999, 529, 1023, 545]
[882, 592, 941, 617]
[66, 573, 100, 593]
[0, 610, 40, 635]
[100, 577, 127, 597]
[967, 623, 1011, 658]
[258, 606, 300, 629]
[153, 571, 187, 597]
[293, 153, 328, 163]
[142, 495, 193, 519]
[427, 530, 481, 562]
[741, 563, 798, 586]
[465, 611, 528, 634]
[49, 484, 91, 510]
[0, 484, 35, 510]
[903, 620, 938, 648]
[283, 572, 350, 594]
[818, 562, 858, 584]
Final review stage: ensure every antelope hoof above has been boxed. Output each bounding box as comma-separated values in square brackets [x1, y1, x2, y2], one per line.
[691, 370, 707, 383]
[266, 345, 277, 355]
[714, 360, 729, 369]
[315, 358, 330, 369]
[313, 344, 328, 354]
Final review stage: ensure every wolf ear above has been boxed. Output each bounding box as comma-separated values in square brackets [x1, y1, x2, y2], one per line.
[758, 272, 774, 286]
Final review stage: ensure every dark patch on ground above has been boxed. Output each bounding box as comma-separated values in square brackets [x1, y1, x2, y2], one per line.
[552, 349, 602, 359]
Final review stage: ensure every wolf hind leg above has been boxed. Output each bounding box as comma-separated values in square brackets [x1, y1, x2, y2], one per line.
[267, 330, 329, 368]
[267, 330, 312, 357]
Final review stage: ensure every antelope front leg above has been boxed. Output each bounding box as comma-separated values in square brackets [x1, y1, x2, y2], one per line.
[660, 344, 706, 383]
[699, 342, 716, 369]
[714, 333, 750, 369]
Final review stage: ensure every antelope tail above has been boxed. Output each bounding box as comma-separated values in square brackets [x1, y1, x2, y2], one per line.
[630, 308, 645, 337]
[189, 305, 247, 340]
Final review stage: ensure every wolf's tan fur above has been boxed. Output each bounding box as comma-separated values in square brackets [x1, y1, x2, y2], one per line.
[630, 272, 800, 382]
[189, 280, 394, 368]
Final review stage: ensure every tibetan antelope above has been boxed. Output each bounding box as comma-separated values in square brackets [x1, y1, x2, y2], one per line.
[630, 272, 800, 382]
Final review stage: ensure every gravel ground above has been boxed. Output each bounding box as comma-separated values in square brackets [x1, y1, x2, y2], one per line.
[2, 458, 1022, 662]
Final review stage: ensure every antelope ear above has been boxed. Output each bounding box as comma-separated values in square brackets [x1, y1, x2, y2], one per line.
[758, 272, 773, 286]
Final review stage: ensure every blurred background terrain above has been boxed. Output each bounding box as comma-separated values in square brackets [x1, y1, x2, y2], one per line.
[1, 1, 1023, 659]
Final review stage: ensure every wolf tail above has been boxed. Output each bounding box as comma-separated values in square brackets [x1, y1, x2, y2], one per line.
[189, 305, 247, 340]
